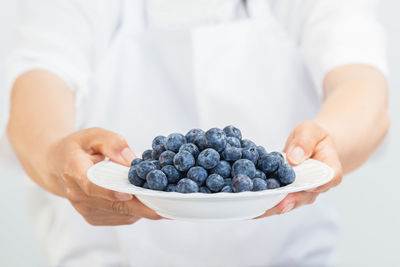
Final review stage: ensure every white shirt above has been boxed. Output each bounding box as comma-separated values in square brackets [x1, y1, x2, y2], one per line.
[1, 0, 387, 266]
[2, 0, 387, 136]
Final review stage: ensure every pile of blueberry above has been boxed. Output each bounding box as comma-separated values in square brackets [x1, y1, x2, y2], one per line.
[128, 126, 295, 193]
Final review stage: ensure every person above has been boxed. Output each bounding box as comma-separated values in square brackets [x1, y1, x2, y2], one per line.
[2, 0, 390, 266]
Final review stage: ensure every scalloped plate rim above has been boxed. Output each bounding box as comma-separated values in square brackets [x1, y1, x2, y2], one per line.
[87, 158, 335, 199]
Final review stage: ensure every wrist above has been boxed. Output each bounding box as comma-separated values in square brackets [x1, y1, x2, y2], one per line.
[40, 136, 70, 197]
[9, 124, 68, 197]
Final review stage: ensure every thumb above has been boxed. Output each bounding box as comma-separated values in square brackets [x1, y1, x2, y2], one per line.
[79, 127, 136, 166]
[284, 121, 326, 165]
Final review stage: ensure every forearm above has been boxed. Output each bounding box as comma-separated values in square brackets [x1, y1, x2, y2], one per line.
[7, 70, 75, 195]
[315, 64, 390, 173]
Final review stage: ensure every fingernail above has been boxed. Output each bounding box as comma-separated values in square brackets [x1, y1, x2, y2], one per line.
[281, 202, 295, 213]
[289, 146, 305, 164]
[114, 192, 133, 201]
[121, 148, 135, 164]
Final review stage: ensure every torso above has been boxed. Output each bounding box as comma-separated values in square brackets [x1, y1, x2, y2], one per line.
[25, 1, 339, 265]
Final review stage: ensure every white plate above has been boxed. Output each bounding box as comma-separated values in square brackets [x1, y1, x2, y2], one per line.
[87, 159, 334, 222]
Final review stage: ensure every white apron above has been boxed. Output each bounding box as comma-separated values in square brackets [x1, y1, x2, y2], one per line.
[26, 1, 339, 266]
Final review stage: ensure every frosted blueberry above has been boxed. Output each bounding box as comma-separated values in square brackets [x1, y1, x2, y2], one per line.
[206, 174, 225, 192]
[197, 148, 220, 169]
[223, 125, 242, 140]
[232, 174, 253, 192]
[177, 178, 199, 193]
[173, 151, 195, 172]
[146, 170, 168, 191]
[205, 128, 227, 153]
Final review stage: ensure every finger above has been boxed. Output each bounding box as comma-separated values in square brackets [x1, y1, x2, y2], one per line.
[69, 190, 161, 220]
[90, 153, 105, 163]
[79, 208, 141, 226]
[95, 196, 162, 220]
[305, 138, 343, 193]
[79, 127, 136, 166]
[87, 218, 139, 226]
[255, 191, 319, 219]
[81, 210, 140, 226]
[72, 194, 162, 221]
[67, 152, 133, 202]
[284, 121, 327, 165]
[255, 193, 297, 218]
[72, 202, 140, 223]
[291, 191, 319, 207]
[87, 217, 140, 226]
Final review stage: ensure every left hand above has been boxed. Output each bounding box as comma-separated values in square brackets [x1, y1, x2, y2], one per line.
[256, 121, 343, 218]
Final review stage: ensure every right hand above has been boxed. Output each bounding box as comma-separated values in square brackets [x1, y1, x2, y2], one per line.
[45, 127, 162, 225]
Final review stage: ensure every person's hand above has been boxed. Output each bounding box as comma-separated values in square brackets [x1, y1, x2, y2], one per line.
[257, 121, 343, 218]
[45, 127, 162, 225]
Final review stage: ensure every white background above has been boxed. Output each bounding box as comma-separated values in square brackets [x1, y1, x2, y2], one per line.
[0, 1, 399, 266]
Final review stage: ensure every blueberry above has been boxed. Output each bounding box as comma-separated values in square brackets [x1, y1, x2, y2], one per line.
[142, 182, 149, 189]
[150, 160, 162, 170]
[210, 160, 231, 178]
[142, 149, 153, 160]
[223, 125, 242, 140]
[137, 161, 158, 179]
[179, 143, 200, 158]
[268, 172, 280, 182]
[266, 178, 280, 189]
[257, 153, 284, 174]
[177, 178, 199, 193]
[206, 174, 225, 192]
[221, 185, 233, 193]
[165, 133, 187, 152]
[128, 165, 144, 186]
[205, 128, 227, 152]
[152, 135, 167, 150]
[252, 178, 268, 191]
[173, 151, 195, 172]
[185, 128, 205, 144]
[241, 139, 256, 149]
[158, 150, 176, 167]
[161, 165, 181, 184]
[224, 178, 232, 186]
[256, 146, 268, 157]
[193, 133, 208, 151]
[232, 174, 253, 192]
[152, 145, 165, 160]
[146, 170, 168, 191]
[226, 137, 241, 148]
[130, 158, 143, 166]
[270, 151, 284, 160]
[128, 164, 139, 178]
[241, 147, 259, 164]
[166, 184, 178, 192]
[199, 187, 212, 194]
[277, 163, 296, 185]
[187, 166, 208, 186]
[255, 169, 266, 180]
[197, 148, 220, 169]
[231, 159, 256, 179]
[221, 146, 242, 161]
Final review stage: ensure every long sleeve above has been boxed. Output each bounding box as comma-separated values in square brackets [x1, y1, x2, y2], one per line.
[1, 0, 121, 136]
[271, 0, 387, 97]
